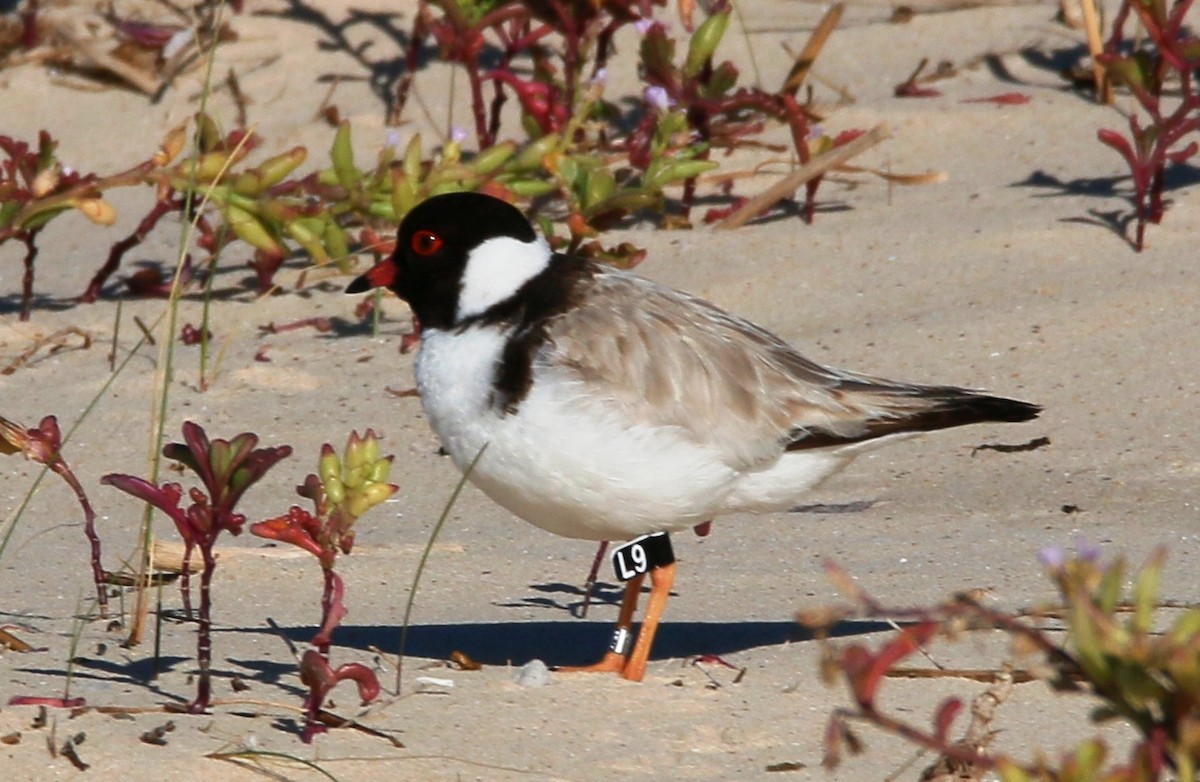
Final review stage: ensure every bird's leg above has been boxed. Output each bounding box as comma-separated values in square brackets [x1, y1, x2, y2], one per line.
[558, 561, 677, 681]
[577, 541, 609, 618]
[560, 532, 676, 679]
[620, 561, 676, 682]
[560, 570, 645, 674]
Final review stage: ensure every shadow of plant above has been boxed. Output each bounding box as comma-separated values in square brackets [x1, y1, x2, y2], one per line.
[256, 0, 418, 121]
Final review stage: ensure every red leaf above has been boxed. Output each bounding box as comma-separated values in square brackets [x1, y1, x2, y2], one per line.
[250, 508, 324, 558]
[300, 650, 380, 705]
[933, 697, 963, 742]
[842, 622, 938, 706]
[703, 198, 749, 224]
[8, 696, 87, 708]
[331, 662, 381, 704]
[895, 83, 942, 98]
[692, 653, 738, 669]
[113, 20, 182, 49]
[962, 92, 1031, 106]
[1166, 140, 1199, 164]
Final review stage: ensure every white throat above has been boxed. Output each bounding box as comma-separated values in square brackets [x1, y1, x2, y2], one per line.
[456, 235, 552, 322]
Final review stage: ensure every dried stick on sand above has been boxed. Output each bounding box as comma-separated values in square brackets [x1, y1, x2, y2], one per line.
[715, 122, 892, 230]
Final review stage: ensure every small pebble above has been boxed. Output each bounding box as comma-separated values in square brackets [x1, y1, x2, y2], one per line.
[513, 659, 552, 687]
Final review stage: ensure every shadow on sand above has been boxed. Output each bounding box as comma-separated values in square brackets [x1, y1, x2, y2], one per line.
[263, 617, 897, 668]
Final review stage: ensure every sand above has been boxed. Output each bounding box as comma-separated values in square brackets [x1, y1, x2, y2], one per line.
[1, 0, 1198, 779]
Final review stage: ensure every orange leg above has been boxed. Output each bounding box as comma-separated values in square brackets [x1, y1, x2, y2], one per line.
[621, 562, 675, 682]
[559, 570, 645, 674]
[558, 562, 677, 681]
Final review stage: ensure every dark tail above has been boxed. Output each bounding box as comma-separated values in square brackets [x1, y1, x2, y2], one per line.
[787, 389, 1041, 451]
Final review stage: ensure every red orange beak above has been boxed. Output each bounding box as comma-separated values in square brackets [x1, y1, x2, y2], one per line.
[345, 257, 397, 293]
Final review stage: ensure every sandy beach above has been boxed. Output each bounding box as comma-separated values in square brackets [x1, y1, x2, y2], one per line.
[2, 0, 1198, 779]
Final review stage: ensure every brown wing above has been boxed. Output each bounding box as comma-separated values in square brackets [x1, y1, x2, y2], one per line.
[540, 268, 1039, 470]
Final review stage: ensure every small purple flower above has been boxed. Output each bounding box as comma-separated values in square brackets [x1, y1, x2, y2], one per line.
[1038, 546, 1065, 569]
[591, 67, 608, 86]
[450, 125, 469, 144]
[643, 85, 673, 112]
[385, 130, 403, 151]
[634, 18, 657, 35]
[1075, 538, 1102, 562]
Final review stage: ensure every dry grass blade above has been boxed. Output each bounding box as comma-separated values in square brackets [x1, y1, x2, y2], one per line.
[842, 165, 948, 185]
[885, 667, 1036, 683]
[716, 123, 892, 230]
[2, 328, 92, 375]
[208, 749, 341, 781]
[100, 570, 180, 587]
[1078, 0, 1110, 103]
[780, 2, 844, 96]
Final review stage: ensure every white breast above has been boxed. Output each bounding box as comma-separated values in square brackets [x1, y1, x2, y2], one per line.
[415, 325, 741, 540]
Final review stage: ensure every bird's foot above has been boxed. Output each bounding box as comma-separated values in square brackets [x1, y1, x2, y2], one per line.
[557, 651, 628, 675]
[558, 651, 646, 681]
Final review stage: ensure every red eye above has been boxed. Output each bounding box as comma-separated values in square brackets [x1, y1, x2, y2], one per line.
[411, 230, 444, 256]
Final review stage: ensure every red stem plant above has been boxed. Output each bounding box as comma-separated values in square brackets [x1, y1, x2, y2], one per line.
[0, 415, 108, 616]
[1096, 0, 1200, 250]
[251, 430, 397, 742]
[808, 547, 1200, 780]
[101, 421, 292, 713]
[5, 3, 871, 319]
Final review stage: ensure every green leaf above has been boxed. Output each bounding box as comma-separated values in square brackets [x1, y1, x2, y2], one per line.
[511, 133, 560, 172]
[19, 204, 71, 231]
[583, 167, 616, 210]
[504, 178, 557, 197]
[683, 11, 730, 78]
[225, 204, 284, 255]
[1096, 558, 1125, 615]
[1130, 549, 1164, 634]
[471, 141, 516, 174]
[0, 200, 19, 230]
[193, 112, 223, 153]
[404, 134, 424, 183]
[331, 121, 360, 190]
[324, 220, 351, 271]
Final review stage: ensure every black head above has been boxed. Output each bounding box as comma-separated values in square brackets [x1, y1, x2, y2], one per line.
[346, 192, 542, 330]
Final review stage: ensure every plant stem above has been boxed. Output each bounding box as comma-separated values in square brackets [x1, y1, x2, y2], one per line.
[63, 590, 86, 701]
[80, 197, 180, 303]
[19, 230, 39, 322]
[48, 460, 108, 616]
[0, 313, 159, 575]
[153, 578, 164, 679]
[109, 299, 121, 372]
[190, 542, 217, 713]
[318, 566, 337, 658]
[372, 287, 382, 338]
[180, 540, 195, 618]
[199, 255, 216, 391]
[130, 0, 230, 647]
[396, 444, 486, 694]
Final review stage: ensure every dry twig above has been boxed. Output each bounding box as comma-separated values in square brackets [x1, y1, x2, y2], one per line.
[716, 123, 892, 230]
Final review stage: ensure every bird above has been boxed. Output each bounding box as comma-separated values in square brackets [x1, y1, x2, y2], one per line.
[346, 191, 1041, 682]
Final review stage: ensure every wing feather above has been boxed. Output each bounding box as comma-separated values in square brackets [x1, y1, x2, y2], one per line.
[538, 267, 1038, 470]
